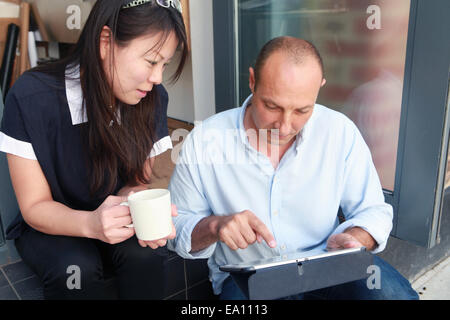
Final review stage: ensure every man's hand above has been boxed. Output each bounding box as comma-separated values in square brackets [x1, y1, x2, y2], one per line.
[326, 232, 363, 250]
[213, 210, 277, 251]
[326, 227, 377, 251]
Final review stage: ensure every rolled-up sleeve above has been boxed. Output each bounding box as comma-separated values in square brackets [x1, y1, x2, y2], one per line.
[168, 130, 217, 259]
[333, 122, 393, 254]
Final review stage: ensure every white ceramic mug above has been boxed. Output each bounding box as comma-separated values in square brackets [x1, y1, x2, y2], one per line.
[120, 189, 172, 241]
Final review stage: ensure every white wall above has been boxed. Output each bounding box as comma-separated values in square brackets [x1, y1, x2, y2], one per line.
[165, 54, 195, 123]
[189, 0, 216, 122]
[164, 0, 216, 123]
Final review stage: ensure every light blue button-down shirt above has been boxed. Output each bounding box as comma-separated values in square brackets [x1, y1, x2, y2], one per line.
[168, 95, 393, 295]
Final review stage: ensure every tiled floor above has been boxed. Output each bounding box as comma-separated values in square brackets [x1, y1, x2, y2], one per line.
[0, 260, 44, 300]
[0, 255, 215, 300]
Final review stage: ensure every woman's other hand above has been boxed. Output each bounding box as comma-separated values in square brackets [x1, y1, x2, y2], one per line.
[138, 204, 178, 249]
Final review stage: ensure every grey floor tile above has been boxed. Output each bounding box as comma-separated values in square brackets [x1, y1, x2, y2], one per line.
[165, 255, 186, 297]
[0, 284, 19, 300]
[185, 259, 210, 287]
[165, 290, 187, 300]
[2, 260, 35, 283]
[187, 280, 216, 300]
[0, 269, 9, 288]
[13, 276, 44, 300]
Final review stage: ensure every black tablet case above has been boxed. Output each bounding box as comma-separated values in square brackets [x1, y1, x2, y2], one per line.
[225, 248, 374, 300]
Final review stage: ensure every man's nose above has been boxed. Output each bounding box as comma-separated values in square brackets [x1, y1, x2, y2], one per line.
[277, 115, 293, 136]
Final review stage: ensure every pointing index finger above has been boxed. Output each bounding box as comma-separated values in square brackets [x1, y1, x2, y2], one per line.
[248, 216, 276, 248]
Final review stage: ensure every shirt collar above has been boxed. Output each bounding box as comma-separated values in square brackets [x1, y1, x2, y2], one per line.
[238, 94, 314, 153]
[65, 64, 88, 125]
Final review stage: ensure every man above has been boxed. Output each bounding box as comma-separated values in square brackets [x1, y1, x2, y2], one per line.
[168, 37, 418, 300]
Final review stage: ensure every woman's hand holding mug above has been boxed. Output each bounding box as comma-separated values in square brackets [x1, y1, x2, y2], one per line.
[119, 189, 177, 249]
[91, 195, 135, 244]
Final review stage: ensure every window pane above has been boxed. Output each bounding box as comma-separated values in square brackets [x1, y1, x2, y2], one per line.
[237, 0, 410, 191]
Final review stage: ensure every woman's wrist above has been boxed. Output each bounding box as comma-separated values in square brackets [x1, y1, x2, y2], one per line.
[81, 210, 98, 239]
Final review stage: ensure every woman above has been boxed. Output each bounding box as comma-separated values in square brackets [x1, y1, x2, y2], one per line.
[0, 0, 188, 299]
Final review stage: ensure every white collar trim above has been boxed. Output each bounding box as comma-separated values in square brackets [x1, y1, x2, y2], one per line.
[65, 64, 87, 125]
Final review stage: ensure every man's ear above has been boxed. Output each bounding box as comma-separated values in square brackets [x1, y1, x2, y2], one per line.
[321, 78, 327, 87]
[249, 67, 256, 93]
[99, 26, 112, 61]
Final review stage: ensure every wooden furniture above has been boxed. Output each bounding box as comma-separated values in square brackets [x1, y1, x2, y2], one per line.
[0, 1, 30, 87]
[180, 0, 191, 50]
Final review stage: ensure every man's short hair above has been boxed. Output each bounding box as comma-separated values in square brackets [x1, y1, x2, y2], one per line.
[253, 36, 325, 91]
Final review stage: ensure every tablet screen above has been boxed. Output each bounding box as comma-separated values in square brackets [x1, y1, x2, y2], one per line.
[219, 247, 366, 272]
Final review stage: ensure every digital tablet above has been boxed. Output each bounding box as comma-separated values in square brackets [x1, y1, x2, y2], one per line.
[219, 247, 366, 273]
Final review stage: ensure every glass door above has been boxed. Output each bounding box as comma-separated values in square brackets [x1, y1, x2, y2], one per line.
[213, 0, 450, 247]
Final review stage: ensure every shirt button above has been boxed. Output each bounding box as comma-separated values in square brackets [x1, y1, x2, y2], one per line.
[273, 211, 278, 216]
[281, 245, 286, 250]
[282, 255, 288, 260]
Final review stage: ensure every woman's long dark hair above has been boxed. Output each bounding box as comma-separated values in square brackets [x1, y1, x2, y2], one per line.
[33, 0, 188, 197]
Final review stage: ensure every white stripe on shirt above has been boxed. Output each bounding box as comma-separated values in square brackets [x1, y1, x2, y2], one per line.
[0, 131, 172, 161]
[0, 131, 37, 160]
[149, 135, 173, 158]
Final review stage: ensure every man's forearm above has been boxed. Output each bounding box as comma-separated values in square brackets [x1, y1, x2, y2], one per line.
[190, 216, 220, 253]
